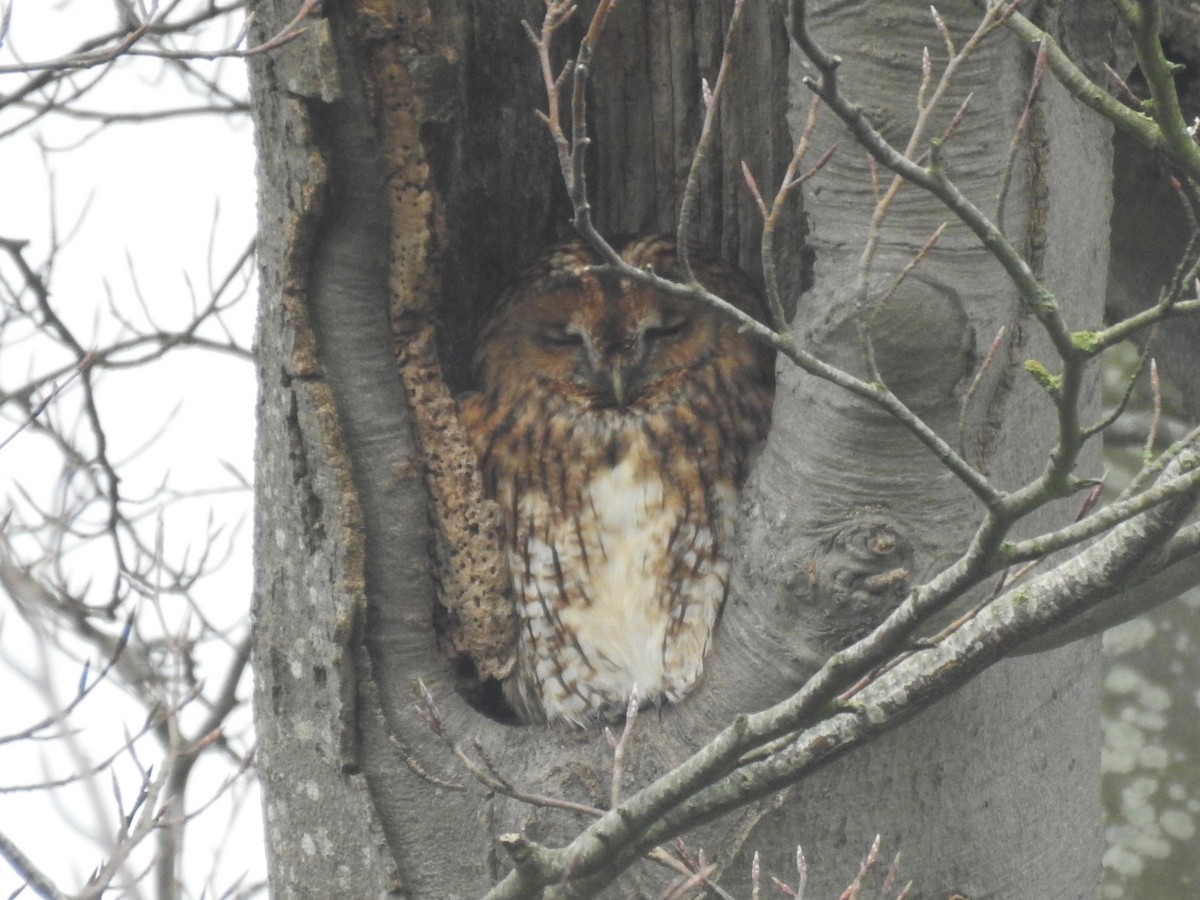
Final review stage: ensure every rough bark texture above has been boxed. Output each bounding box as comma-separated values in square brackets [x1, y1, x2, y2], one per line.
[250, 0, 1119, 896]
[248, 9, 399, 893]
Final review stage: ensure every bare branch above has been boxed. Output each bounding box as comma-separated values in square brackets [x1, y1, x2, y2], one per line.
[676, 0, 749, 280]
[0, 350, 93, 453]
[0, 0, 318, 77]
[0, 828, 70, 900]
[607, 686, 640, 808]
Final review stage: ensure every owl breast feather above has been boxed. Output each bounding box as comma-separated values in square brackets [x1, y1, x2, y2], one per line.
[506, 423, 733, 725]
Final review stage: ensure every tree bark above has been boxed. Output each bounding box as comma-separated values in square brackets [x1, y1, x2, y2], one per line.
[250, 1, 1119, 895]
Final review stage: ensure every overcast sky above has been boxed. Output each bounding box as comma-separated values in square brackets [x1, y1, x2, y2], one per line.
[1, 2, 262, 895]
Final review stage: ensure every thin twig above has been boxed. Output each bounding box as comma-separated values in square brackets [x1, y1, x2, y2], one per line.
[0, 352, 94, 452]
[0, 828, 70, 900]
[0, 0, 317, 75]
[415, 681, 604, 819]
[751, 93, 835, 331]
[850, 2, 1007, 313]
[957, 325, 1006, 449]
[872, 222, 947, 307]
[996, 37, 1049, 230]
[527, 2, 578, 192]
[607, 686, 640, 808]
[677, 0, 749, 280]
[1001, 3, 1200, 184]
[1081, 331, 1156, 440]
[1144, 359, 1163, 462]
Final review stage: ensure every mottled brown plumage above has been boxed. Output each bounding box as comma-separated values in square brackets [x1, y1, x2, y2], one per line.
[460, 236, 774, 724]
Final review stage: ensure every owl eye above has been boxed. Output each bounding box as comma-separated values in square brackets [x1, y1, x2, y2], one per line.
[539, 328, 584, 348]
[643, 318, 689, 342]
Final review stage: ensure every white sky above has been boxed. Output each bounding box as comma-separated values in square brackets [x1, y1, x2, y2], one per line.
[0, 2, 261, 896]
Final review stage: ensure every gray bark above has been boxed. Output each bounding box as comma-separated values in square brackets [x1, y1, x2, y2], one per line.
[1107, 0, 1200, 419]
[249, 1, 1124, 896]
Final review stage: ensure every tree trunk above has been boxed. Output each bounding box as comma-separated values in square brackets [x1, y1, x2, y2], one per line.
[249, 1, 1116, 895]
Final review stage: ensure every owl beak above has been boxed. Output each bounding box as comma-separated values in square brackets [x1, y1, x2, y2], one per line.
[608, 365, 627, 407]
[592, 362, 631, 408]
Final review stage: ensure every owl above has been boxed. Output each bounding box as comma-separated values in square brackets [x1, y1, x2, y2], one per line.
[460, 235, 774, 725]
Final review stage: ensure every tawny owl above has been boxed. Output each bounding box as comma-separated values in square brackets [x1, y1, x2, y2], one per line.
[460, 236, 774, 725]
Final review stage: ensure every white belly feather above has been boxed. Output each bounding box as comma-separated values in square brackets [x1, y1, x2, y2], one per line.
[510, 445, 733, 724]
[555, 459, 673, 703]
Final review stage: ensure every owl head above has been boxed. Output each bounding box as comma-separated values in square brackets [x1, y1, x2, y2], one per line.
[472, 236, 772, 413]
